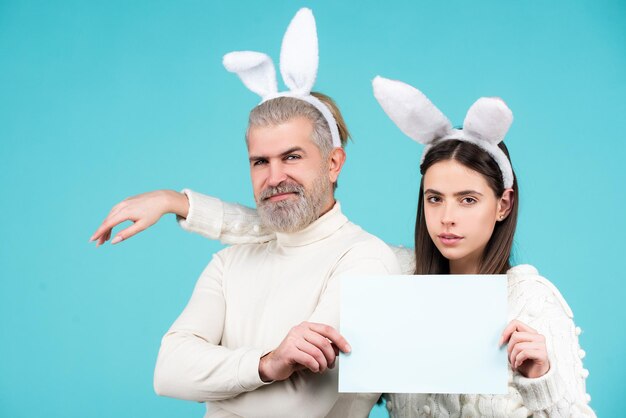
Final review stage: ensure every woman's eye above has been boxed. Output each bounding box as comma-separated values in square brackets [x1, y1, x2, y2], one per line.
[426, 196, 441, 203]
[461, 197, 477, 204]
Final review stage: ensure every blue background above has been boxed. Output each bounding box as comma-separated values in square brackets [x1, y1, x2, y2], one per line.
[1, 1, 624, 417]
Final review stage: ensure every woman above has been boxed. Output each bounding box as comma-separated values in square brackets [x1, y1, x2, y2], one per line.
[91, 78, 594, 417]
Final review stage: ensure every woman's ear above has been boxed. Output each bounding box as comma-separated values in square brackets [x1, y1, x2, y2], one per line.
[328, 147, 346, 184]
[497, 188, 515, 221]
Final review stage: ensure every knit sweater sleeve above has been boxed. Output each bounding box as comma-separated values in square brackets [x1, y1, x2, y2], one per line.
[176, 189, 276, 244]
[507, 265, 596, 417]
[177, 189, 413, 273]
[390, 245, 415, 274]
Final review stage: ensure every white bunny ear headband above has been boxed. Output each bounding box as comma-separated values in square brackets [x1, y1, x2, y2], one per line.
[222, 8, 341, 148]
[372, 76, 515, 188]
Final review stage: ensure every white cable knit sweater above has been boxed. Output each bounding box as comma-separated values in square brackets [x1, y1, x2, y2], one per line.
[177, 189, 595, 418]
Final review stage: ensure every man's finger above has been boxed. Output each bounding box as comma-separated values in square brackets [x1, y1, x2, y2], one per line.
[331, 344, 340, 367]
[295, 340, 328, 372]
[306, 323, 351, 353]
[304, 330, 337, 367]
[291, 350, 321, 373]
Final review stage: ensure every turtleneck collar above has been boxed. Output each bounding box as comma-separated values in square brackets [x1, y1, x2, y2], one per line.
[274, 202, 347, 247]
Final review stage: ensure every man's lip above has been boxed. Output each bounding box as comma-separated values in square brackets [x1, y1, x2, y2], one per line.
[266, 192, 297, 202]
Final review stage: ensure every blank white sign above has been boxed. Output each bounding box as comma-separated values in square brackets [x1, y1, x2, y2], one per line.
[339, 275, 508, 394]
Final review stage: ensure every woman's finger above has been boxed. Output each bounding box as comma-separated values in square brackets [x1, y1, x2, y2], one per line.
[507, 331, 544, 357]
[90, 202, 128, 241]
[500, 319, 537, 345]
[509, 341, 536, 366]
[96, 229, 109, 247]
[510, 341, 547, 368]
[91, 210, 133, 243]
[111, 221, 148, 244]
[514, 348, 544, 369]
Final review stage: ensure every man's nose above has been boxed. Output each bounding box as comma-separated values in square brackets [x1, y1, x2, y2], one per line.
[267, 161, 288, 187]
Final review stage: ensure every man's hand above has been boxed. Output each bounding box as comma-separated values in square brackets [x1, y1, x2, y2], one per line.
[89, 190, 189, 246]
[499, 319, 550, 378]
[258, 322, 351, 382]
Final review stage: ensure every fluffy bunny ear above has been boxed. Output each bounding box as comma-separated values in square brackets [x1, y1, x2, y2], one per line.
[279, 8, 318, 95]
[223, 51, 278, 99]
[463, 97, 513, 144]
[372, 76, 452, 144]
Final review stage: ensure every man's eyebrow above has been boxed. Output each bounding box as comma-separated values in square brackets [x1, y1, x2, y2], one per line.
[249, 154, 267, 162]
[280, 147, 306, 157]
[249, 147, 306, 162]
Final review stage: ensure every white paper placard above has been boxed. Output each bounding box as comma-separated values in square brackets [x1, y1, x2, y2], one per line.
[339, 275, 508, 394]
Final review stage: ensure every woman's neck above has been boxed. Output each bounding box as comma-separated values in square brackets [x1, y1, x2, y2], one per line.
[449, 256, 480, 275]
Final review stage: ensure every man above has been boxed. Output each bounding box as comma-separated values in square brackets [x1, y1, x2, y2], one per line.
[140, 94, 398, 417]
[92, 8, 399, 416]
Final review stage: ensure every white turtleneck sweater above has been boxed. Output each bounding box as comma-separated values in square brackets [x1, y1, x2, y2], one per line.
[155, 198, 401, 418]
[175, 189, 596, 418]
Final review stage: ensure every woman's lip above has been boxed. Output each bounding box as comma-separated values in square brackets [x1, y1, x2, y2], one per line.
[267, 192, 296, 202]
[438, 234, 463, 245]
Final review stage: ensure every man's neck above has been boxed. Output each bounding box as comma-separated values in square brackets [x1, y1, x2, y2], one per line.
[318, 196, 336, 219]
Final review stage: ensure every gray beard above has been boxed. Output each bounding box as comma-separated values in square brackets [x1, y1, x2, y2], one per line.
[256, 171, 332, 233]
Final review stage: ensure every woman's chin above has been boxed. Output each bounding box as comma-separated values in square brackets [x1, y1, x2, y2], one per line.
[436, 247, 466, 263]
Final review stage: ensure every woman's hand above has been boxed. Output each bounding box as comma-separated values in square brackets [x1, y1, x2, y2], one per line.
[89, 190, 189, 246]
[500, 319, 550, 378]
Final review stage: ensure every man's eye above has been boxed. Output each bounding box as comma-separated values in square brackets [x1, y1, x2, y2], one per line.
[285, 154, 301, 161]
[253, 160, 267, 166]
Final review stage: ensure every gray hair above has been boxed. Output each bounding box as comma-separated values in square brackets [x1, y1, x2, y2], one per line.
[245, 97, 333, 158]
[256, 166, 332, 233]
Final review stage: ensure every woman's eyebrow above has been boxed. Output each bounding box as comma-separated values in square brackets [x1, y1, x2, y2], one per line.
[454, 190, 484, 197]
[424, 189, 442, 195]
[423, 189, 484, 196]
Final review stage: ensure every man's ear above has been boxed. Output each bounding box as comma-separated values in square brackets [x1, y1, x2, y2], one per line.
[327, 147, 346, 183]
[497, 188, 514, 221]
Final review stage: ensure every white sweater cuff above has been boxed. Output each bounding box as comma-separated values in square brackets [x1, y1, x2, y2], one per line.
[177, 189, 224, 239]
[237, 348, 270, 391]
[514, 365, 564, 412]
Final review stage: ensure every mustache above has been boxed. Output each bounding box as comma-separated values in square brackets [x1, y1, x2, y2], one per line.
[259, 181, 305, 201]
